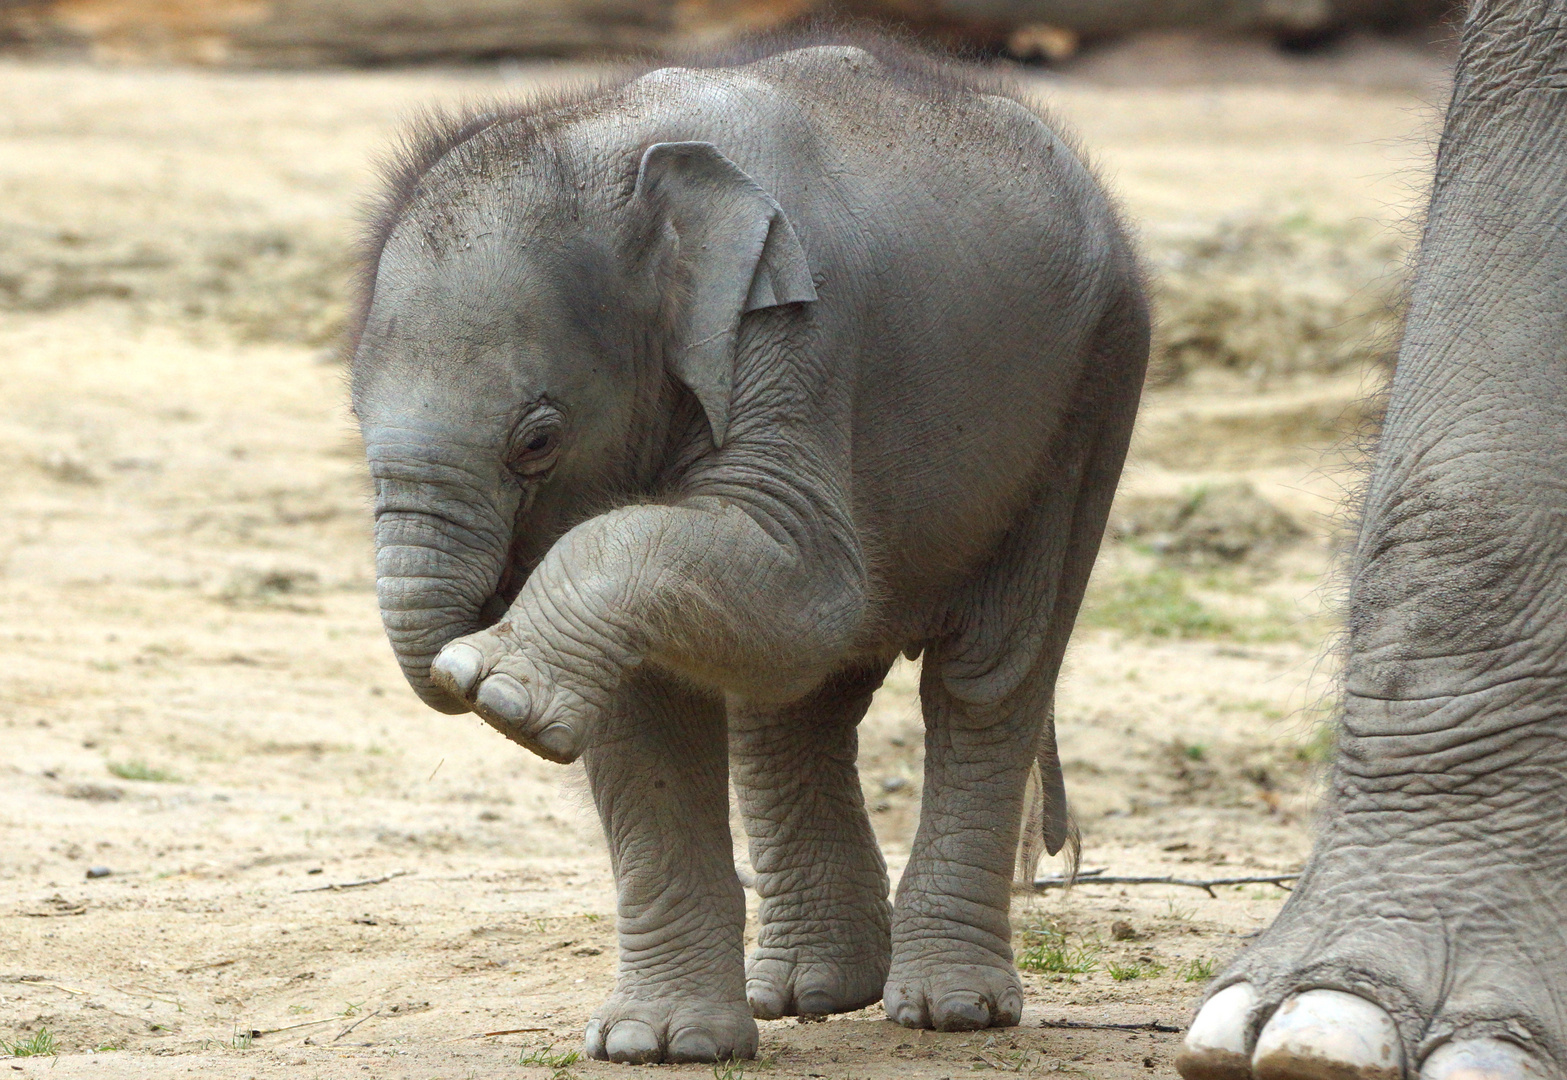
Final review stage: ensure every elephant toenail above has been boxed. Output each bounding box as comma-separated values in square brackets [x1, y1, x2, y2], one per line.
[475, 672, 532, 726]
[431, 642, 483, 699]
[1253, 989, 1401, 1080]
[583, 1017, 606, 1060]
[747, 982, 787, 1021]
[1178, 983, 1257, 1080]
[996, 987, 1024, 1026]
[604, 1019, 662, 1064]
[1421, 1038, 1549, 1080]
[885, 988, 926, 1029]
[933, 991, 991, 1031]
[666, 1028, 721, 1063]
[532, 720, 580, 763]
[796, 989, 838, 1016]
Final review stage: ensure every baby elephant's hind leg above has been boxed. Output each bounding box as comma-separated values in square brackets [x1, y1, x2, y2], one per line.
[582, 668, 755, 1064]
[732, 662, 894, 1019]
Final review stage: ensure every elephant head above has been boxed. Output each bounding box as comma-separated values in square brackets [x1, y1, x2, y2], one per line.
[350, 131, 816, 715]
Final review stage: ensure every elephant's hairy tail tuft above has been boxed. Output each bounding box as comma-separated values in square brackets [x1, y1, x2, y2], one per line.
[1014, 757, 1081, 892]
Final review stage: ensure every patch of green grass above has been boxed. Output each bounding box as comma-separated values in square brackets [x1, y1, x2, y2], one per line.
[231, 1028, 254, 1050]
[107, 759, 179, 783]
[337, 1000, 365, 1018]
[1107, 959, 1166, 982]
[713, 1059, 749, 1080]
[1015, 924, 1101, 975]
[1219, 699, 1285, 721]
[1180, 957, 1217, 983]
[1082, 568, 1321, 644]
[1180, 742, 1207, 762]
[1239, 598, 1317, 644]
[1080, 570, 1235, 639]
[2, 1028, 57, 1057]
[974, 1048, 1035, 1071]
[519, 1045, 581, 1069]
[1294, 720, 1338, 764]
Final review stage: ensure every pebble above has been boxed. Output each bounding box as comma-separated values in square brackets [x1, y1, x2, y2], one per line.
[85, 866, 112, 879]
[880, 775, 908, 793]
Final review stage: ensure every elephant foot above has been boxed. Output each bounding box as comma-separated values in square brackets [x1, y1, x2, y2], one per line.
[746, 948, 888, 1019]
[883, 948, 1023, 1032]
[584, 992, 757, 1064]
[1176, 819, 1567, 1080]
[432, 625, 600, 764]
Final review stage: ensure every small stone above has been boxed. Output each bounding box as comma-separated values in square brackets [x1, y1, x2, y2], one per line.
[880, 775, 908, 793]
[86, 865, 112, 879]
[1111, 920, 1138, 941]
[66, 783, 123, 802]
[572, 946, 602, 957]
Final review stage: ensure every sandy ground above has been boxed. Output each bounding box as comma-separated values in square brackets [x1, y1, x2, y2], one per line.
[0, 42, 1442, 1079]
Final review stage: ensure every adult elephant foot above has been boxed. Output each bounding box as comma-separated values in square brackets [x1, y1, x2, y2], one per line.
[1176, 818, 1567, 1080]
[883, 948, 1024, 1032]
[584, 993, 757, 1064]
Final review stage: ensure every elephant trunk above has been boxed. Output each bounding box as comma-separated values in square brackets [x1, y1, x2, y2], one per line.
[374, 508, 509, 713]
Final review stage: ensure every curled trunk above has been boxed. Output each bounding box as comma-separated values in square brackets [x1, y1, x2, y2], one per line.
[374, 510, 508, 713]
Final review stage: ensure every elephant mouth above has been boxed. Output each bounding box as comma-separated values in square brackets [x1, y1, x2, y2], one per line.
[476, 555, 530, 630]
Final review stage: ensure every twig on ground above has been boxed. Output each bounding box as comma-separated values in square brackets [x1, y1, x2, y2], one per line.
[178, 959, 236, 973]
[1040, 1019, 1183, 1033]
[1033, 867, 1299, 898]
[9, 979, 86, 995]
[332, 1009, 382, 1042]
[292, 871, 410, 894]
[479, 1028, 552, 1037]
[111, 985, 181, 1006]
[250, 1018, 339, 1037]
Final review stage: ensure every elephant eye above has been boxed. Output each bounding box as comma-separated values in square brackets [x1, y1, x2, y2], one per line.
[509, 425, 562, 477]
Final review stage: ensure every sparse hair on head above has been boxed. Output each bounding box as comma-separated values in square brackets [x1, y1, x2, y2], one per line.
[346, 21, 1082, 365]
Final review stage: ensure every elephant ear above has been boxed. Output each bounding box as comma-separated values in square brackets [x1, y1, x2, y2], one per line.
[634, 141, 817, 447]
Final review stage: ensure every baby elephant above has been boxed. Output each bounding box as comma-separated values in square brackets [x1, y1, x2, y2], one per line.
[351, 37, 1147, 1064]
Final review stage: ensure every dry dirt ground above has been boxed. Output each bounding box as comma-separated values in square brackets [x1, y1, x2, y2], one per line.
[0, 40, 1445, 1080]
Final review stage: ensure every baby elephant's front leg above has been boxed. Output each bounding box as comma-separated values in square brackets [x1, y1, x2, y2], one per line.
[581, 668, 756, 1065]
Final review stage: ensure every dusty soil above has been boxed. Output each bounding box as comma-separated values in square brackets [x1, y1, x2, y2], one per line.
[0, 44, 1440, 1079]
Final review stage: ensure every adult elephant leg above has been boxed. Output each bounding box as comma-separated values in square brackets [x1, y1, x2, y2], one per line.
[1179, 4, 1567, 1079]
[582, 667, 755, 1065]
[731, 660, 894, 1020]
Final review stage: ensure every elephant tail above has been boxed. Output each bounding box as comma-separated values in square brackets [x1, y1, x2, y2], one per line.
[1013, 736, 1080, 890]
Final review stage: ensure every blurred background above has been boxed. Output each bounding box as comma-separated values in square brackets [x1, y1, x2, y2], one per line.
[0, 0, 1452, 65]
[0, 3, 1453, 1076]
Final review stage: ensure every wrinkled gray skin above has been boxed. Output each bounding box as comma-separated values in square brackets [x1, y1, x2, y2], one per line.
[352, 42, 1147, 1065]
[1177, 2, 1567, 1079]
